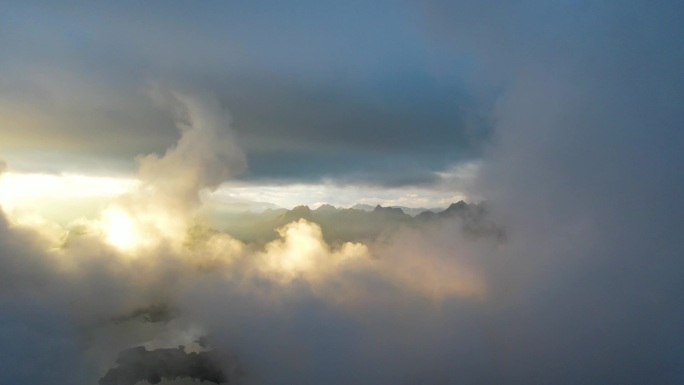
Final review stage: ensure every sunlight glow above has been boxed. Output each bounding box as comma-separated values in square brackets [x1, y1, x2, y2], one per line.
[261, 220, 369, 281]
[0, 172, 137, 214]
[0, 172, 136, 198]
[101, 207, 141, 251]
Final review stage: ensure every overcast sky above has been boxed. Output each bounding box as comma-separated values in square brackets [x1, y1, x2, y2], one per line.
[1, 0, 493, 191]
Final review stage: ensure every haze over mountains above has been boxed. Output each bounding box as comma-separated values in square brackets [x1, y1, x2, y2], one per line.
[349, 204, 443, 217]
[200, 201, 504, 245]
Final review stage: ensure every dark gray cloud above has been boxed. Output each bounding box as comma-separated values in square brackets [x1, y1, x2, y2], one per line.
[214, 73, 488, 185]
[0, 0, 489, 186]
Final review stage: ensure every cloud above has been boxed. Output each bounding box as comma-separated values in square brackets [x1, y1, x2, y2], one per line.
[418, 0, 684, 382]
[0, 192, 493, 384]
[0, 2, 487, 184]
[137, 91, 246, 201]
[216, 74, 487, 186]
[100, 91, 246, 249]
[0, 2, 683, 384]
[0, 128, 497, 385]
[0, 91, 493, 384]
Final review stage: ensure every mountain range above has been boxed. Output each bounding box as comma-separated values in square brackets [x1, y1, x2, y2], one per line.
[200, 201, 505, 244]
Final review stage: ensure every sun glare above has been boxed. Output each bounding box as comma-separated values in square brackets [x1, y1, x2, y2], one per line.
[0, 172, 135, 199]
[102, 208, 140, 250]
[0, 172, 137, 220]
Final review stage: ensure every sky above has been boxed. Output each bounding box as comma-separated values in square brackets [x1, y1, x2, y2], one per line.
[0, 0, 491, 209]
[1, 1, 684, 384]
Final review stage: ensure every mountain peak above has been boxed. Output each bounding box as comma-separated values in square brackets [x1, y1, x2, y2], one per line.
[445, 200, 468, 211]
[315, 204, 337, 212]
[291, 205, 312, 214]
[373, 205, 405, 215]
[280, 205, 313, 222]
[437, 201, 469, 218]
[351, 203, 375, 212]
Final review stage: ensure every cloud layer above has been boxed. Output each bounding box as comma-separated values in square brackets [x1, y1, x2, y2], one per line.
[0, 93, 497, 384]
[1, 1, 683, 384]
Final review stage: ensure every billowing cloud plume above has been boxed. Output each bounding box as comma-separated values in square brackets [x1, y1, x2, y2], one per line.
[136, 92, 246, 205]
[100, 92, 246, 250]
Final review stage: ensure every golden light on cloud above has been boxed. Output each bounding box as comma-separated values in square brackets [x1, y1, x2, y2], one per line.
[260, 219, 369, 281]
